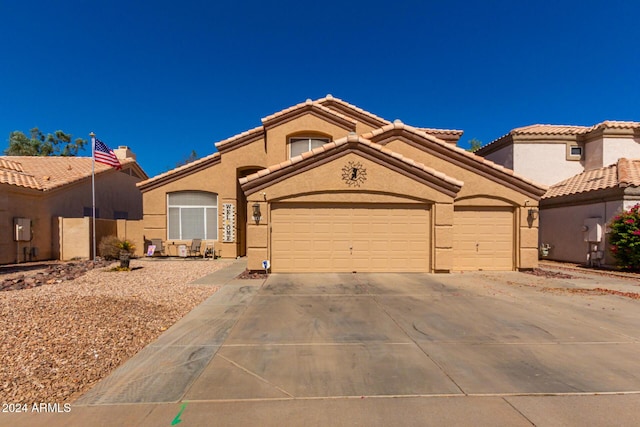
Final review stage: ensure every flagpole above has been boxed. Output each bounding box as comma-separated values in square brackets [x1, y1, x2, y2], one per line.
[90, 132, 96, 261]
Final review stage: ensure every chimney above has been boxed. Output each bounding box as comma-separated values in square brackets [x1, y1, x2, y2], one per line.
[113, 146, 136, 161]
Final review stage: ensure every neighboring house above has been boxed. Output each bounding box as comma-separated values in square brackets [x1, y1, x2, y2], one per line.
[138, 95, 545, 273]
[539, 158, 640, 265]
[477, 120, 640, 267]
[476, 121, 640, 186]
[0, 147, 147, 264]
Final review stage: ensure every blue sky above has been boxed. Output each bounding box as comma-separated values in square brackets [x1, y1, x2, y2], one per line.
[1, 1, 638, 177]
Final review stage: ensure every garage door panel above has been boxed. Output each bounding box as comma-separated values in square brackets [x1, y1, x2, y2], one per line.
[271, 204, 430, 272]
[453, 207, 513, 271]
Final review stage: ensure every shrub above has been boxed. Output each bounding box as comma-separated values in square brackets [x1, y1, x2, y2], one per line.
[117, 239, 136, 254]
[608, 204, 640, 270]
[98, 236, 136, 260]
[99, 235, 121, 260]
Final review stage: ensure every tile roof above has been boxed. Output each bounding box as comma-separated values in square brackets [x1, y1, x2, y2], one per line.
[543, 158, 640, 199]
[361, 120, 547, 191]
[480, 120, 640, 153]
[136, 151, 221, 188]
[418, 127, 464, 136]
[239, 133, 464, 189]
[315, 94, 391, 127]
[510, 124, 591, 135]
[592, 121, 640, 131]
[214, 125, 263, 150]
[260, 98, 357, 129]
[0, 156, 133, 191]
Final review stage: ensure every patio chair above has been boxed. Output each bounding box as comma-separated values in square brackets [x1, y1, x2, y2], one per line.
[149, 238, 165, 256]
[188, 238, 202, 257]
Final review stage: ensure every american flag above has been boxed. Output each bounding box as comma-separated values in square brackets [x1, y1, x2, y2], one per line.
[94, 138, 122, 169]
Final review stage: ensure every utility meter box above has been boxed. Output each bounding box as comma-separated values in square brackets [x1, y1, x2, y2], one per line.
[178, 244, 188, 257]
[583, 218, 603, 242]
[14, 218, 31, 241]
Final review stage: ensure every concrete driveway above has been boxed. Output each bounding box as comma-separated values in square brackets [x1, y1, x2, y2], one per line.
[14, 263, 640, 426]
[193, 271, 640, 397]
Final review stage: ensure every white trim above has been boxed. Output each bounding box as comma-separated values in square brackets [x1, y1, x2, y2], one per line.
[167, 192, 218, 240]
[289, 136, 330, 158]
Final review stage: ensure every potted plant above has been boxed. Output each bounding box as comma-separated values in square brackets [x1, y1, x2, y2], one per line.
[117, 239, 136, 269]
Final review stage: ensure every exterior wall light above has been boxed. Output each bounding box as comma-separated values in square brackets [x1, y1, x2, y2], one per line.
[528, 208, 539, 221]
[252, 203, 262, 224]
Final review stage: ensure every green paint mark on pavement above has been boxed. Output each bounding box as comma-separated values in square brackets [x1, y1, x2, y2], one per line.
[171, 402, 187, 425]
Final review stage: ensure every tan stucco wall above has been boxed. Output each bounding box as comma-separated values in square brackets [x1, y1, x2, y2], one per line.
[256, 153, 455, 204]
[0, 186, 47, 264]
[264, 113, 354, 166]
[384, 139, 533, 204]
[142, 161, 230, 256]
[55, 217, 143, 261]
[1, 169, 143, 264]
[433, 203, 454, 272]
[58, 217, 91, 260]
[540, 201, 624, 265]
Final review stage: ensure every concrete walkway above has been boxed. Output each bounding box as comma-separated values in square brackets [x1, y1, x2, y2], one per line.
[5, 263, 640, 426]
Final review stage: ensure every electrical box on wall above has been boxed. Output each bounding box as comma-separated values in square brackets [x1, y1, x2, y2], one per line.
[14, 218, 31, 241]
[583, 217, 602, 242]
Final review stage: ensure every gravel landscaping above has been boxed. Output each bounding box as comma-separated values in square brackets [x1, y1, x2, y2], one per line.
[0, 258, 232, 404]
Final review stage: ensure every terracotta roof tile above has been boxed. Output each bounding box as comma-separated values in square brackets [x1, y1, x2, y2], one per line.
[618, 158, 640, 186]
[418, 127, 464, 136]
[137, 151, 221, 186]
[0, 158, 25, 173]
[543, 158, 640, 199]
[214, 126, 263, 149]
[260, 99, 357, 128]
[593, 121, 640, 130]
[481, 120, 640, 153]
[511, 124, 591, 135]
[0, 156, 129, 191]
[315, 94, 391, 127]
[363, 121, 546, 191]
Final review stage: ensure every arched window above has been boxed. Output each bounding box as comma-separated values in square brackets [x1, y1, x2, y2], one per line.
[167, 191, 218, 240]
[289, 136, 331, 158]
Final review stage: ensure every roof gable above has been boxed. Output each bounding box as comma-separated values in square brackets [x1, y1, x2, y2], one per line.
[315, 94, 390, 129]
[261, 98, 357, 131]
[240, 134, 463, 198]
[362, 121, 547, 198]
[137, 152, 221, 191]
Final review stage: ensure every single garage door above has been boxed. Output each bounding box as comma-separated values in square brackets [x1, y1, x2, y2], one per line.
[453, 207, 514, 271]
[271, 203, 431, 272]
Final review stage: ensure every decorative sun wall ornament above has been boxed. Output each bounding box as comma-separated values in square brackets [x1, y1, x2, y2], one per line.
[341, 161, 367, 187]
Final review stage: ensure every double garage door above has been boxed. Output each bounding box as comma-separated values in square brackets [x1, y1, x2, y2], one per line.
[271, 203, 431, 272]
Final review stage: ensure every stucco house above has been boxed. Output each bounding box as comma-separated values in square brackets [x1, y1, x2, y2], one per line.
[539, 158, 640, 265]
[0, 147, 147, 264]
[477, 121, 640, 267]
[137, 96, 545, 273]
[476, 121, 640, 186]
